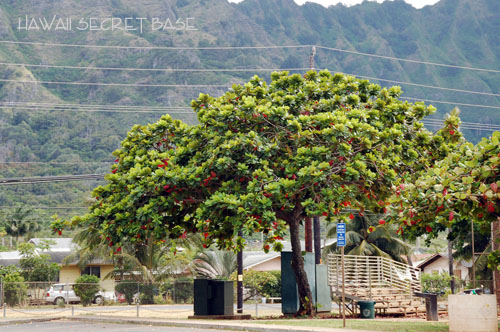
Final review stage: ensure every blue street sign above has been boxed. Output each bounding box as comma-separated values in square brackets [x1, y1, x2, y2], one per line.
[337, 223, 346, 247]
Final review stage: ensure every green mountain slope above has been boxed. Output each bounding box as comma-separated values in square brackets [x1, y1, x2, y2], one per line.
[0, 0, 498, 227]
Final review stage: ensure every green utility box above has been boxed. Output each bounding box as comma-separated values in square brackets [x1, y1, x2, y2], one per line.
[315, 264, 332, 312]
[358, 300, 376, 319]
[193, 279, 234, 316]
[281, 251, 331, 314]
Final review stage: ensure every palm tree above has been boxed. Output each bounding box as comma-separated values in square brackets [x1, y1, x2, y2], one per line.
[1, 207, 40, 243]
[62, 225, 113, 270]
[324, 212, 411, 263]
[66, 226, 200, 283]
[192, 250, 237, 280]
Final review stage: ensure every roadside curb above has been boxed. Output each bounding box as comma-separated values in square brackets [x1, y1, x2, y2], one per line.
[64, 315, 371, 332]
[0, 317, 61, 326]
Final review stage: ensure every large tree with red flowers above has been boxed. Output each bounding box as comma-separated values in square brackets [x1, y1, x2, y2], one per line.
[53, 70, 447, 315]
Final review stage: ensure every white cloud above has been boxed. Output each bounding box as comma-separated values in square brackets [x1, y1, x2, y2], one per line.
[228, 0, 440, 9]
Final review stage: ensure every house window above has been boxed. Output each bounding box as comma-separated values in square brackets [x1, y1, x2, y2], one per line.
[82, 266, 101, 278]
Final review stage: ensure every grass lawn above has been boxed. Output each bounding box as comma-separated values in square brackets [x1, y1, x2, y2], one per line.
[258, 319, 499, 332]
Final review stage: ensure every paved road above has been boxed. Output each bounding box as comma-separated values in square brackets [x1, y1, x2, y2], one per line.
[10, 303, 284, 312]
[0, 320, 240, 332]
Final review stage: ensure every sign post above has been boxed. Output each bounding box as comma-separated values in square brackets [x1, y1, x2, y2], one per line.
[337, 223, 346, 328]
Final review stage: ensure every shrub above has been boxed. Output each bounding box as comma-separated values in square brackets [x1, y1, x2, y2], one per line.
[232, 270, 281, 299]
[73, 274, 100, 306]
[3, 272, 27, 307]
[115, 282, 138, 304]
[421, 272, 454, 294]
[139, 283, 157, 304]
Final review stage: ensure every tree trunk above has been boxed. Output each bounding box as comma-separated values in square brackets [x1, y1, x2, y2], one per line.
[289, 217, 315, 316]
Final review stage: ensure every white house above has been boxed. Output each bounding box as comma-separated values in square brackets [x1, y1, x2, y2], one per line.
[415, 253, 472, 280]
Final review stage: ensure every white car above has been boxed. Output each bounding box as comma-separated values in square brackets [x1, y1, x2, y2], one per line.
[45, 283, 116, 305]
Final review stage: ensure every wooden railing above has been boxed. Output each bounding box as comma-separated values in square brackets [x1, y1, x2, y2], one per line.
[327, 254, 421, 300]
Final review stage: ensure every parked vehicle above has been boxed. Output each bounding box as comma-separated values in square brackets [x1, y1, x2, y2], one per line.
[45, 283, 116, 305]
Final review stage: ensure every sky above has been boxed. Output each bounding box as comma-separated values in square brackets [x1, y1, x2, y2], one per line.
[228, 0, 441, 9]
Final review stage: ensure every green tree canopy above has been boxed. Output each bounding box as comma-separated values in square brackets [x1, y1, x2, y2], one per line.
[389, 131, 500, 270]
[55, 71, 448, 315]
[18, 242, 60, 282]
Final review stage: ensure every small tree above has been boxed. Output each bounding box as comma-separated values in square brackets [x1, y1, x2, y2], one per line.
[139, 283, 157, 304]
[19, 243, 60, 282]
[73, 274, 100, 306]
[237, 270, 281, 299]
[2, 270, 27, 307]
[115, 282, 138, 304]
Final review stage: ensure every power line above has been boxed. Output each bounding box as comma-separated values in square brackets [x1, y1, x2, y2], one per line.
[0, 206, 87, 209]
[2, 118, 499, 169]
[2, 60, 499, 97]
[0, 102, 192, 110]
[424, 119, 500, 129]
[2, 98, 498, 114]
[401, 97, 500, 110]
[344, 73, 500, 97]
[0, 106, 193, 114]
[0, 161, 113, 165]
[0, 40, 310, 51]
[422, 121, 500, 132]
[0, 40, 497, 74]
[0, 61, 310, 73]
[316, 45, 500, 74]
[0, 78, 234, 88]
[0, 101, 194, 114]
[0, 205, 88, 210]
[0, 174, 105, 185]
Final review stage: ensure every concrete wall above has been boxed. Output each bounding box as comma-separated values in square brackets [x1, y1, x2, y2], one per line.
[449, 294, 498, 332]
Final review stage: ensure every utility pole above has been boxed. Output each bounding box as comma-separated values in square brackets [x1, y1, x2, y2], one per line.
[313, 216, 321, 264]
[447, 228, 455, 294]
[309, 46, 322, 263]
[309, 46, 316, 71]
[471, 220, 476, 289]
[305, 217, 313, 253]
[237, 230, 243, 314]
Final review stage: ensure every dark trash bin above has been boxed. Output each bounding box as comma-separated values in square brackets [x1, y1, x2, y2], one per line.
[194, 279, 234, 316]
[414, 292, 438, 321]
[358, 300, 376, 319]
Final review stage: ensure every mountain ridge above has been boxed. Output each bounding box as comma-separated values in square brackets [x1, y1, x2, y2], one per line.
[0, 0, 498, 217]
